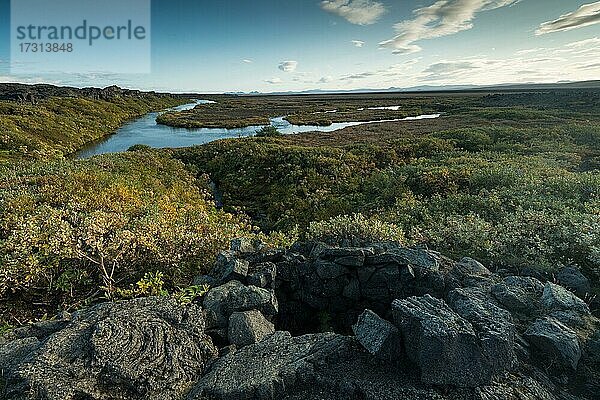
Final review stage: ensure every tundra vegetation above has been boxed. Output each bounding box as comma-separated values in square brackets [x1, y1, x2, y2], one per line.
[0, 86, 599, 326]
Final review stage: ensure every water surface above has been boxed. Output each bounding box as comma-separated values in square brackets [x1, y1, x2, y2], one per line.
[75, 100, 440, 158]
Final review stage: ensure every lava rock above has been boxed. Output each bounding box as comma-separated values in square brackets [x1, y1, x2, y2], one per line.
[247, 262, 277, 288]
[447, 287, 516, 375]
[189, 331, 355, 399]
[1, 297, 217, 400]
[392, 295, 490, 387]
[227, 310, 275, 347]
[524, 317, 581, 371]
[203, 280, 278, 329]
[352, 309, 401, 363]
[541, 282, 590, 315]
[221, 259, 250, 282]
[556, 266, 590, 297]
[491, 276, 544, 314]
[448, 257, 494, 288]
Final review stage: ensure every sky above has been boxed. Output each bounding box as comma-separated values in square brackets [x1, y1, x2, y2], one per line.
[0, 0, 599, 93]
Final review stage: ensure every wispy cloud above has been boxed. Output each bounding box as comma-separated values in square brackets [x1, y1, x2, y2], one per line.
[278, 61, 298, 72]
[379, 0, 520, 54]
[265, 77, 283, 84]
[351, 40, 365, 47]
[536, 2, 600, 35]
[321, 0, 386, 25]
[243, 59, 253, 64]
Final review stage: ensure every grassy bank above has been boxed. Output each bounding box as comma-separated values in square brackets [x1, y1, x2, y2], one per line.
[0, 95, 188, 163]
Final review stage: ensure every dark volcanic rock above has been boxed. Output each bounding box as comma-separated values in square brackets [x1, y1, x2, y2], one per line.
[541, 282, 590, 315]
[227, 310, 275, 347]
[556, 266, 590, 297]
[491, 276, 544, 314]
[447, 287, 517, 375]
[203, 280, 278, 329]
[247, 262, 277, 288]
[352, 309, 402, 363]
[1, 297, 217, 400]
[189, 331, 353, 399]
[524, 317, 581, 371]
[392, 295, 491, 387]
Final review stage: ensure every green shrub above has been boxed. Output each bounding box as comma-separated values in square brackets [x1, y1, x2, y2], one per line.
[307, 213, 406, 247]
[255, 126, 282, 137]
[0, 152, 254, 317]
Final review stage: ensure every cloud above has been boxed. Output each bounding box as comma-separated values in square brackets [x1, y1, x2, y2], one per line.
[278, 61, 298, 72]
[423, 61, 478, 75]
[351, 40, 365, 47]
[379, 0, 520, 54]
[264, 77, 283, 84]
[319, 76, 333, 83]
[243, 59, 253, 64]
[321, 0, 386, 25]
[536, 2, 600, 35]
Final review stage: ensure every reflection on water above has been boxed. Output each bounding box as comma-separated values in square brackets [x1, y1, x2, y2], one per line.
[75, 100, 441, 159]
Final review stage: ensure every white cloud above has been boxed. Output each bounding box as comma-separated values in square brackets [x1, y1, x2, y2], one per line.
[319, 76, 333, 83]
[321, 0, 386, 25]
[379, 0, 520, 54]
[536, 2, 600, 35]
[351, 40, 365, 48]
[565, 37, 600, 48]
[265, 77, 283, 84]
[278, 61, 298, 72]
[243, 59, 253, 64]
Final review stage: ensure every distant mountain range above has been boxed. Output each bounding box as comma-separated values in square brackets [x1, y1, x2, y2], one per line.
[226, 80, 600, 96]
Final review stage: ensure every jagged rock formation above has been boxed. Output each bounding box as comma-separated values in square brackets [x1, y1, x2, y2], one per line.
[0, 297, 217, 399]
[1, 240, 598, 399]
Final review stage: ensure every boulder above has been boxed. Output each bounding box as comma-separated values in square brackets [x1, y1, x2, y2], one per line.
[203, 281, 278, 329]
[448, 257, 495, 288]
[491, 276, 544, 314]
[227, 310, 275, 347]
[352, 309, 402, 363]
[524, 317, 581, 371]
[221, 259, 250, 282]
[1, 297, 217, 400]
[189, 331, 354, 399]
[447, 288, 516, 375]
[541, 282, 590, 315]
[556, 266, 590, 297]
[247, 262, 277, 288]
[392, 295, 491, 387]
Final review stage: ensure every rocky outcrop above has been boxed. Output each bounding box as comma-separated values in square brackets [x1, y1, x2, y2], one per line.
[524, 317, 582, 371]
[227, 310, 275, 347]
[1, 240, 598, 400]
[352, 309, 401, 363]
[393, 294, 510, 387]
[0, 297, 217, 400]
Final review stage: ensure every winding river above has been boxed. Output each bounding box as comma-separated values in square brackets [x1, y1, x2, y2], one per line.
[75, 100, 441, 159]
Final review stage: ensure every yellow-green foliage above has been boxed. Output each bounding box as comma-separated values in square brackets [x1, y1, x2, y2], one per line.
[307, 213, 406, 247]
[0, 96, 187, 162]
[175, 92, 600, 287]
[0, 151, 254, 310]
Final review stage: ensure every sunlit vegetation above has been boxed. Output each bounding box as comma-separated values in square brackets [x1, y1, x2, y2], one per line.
[0, 95, 187, 163]
[1, 87, 600, 325]
[175, 90, 600, 292]
[0, 151, 291, 324]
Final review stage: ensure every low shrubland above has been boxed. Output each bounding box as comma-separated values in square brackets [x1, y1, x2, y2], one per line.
[0, 151, 294, 324]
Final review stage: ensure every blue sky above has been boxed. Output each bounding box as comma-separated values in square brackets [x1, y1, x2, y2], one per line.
[1, 0, 599, 92]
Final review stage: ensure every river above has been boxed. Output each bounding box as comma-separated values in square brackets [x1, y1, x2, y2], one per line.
[75, 100, 441, 158]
